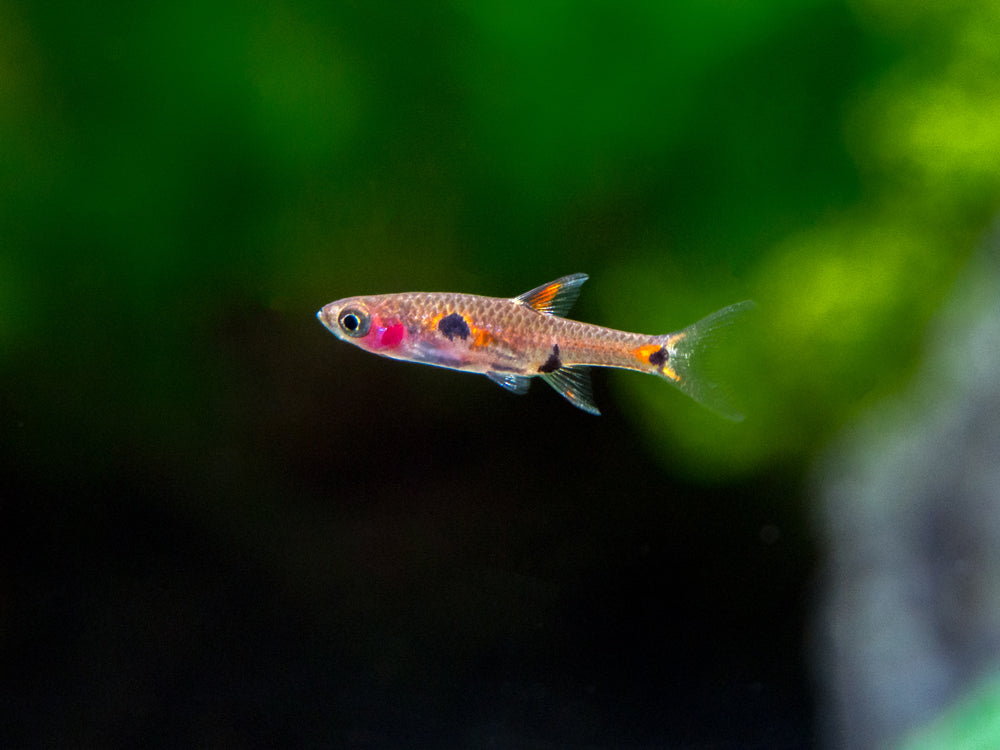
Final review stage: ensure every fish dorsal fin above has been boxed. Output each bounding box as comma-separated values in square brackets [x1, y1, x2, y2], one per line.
[487, 371, 532, 395]
[540, 366, 601, 415]
[514, 273, 588, 316]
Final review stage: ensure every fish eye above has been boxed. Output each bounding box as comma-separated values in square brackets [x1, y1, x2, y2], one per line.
[338, 308, 370, 337]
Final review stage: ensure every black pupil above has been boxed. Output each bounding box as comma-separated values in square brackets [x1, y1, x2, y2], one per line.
[342, 314, 359, 331]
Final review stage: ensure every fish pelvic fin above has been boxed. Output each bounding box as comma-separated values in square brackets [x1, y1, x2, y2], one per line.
[540, 365, 601, 415]
[515, 273, 588, 316]
[655, 300, 755, 421]
[487, 371, 532, 395]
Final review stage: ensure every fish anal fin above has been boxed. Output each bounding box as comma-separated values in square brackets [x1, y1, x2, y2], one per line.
[487, 371, 532, 395]
[540, 366, 601, 415]
[514, 274, 588, 316]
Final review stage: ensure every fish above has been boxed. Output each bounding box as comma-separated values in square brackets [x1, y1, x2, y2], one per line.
[317, 273, 753, 419]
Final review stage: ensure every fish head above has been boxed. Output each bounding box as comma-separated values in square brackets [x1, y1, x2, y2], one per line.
[317, 295, 409, 353]
[317, 296, 374, 342]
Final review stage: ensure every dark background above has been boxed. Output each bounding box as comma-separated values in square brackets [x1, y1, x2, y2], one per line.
[3, 1, 999, 747]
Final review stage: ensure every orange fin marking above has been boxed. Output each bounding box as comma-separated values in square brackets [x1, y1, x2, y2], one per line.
[532, 283, 560, 310]
[515, 274, 588, 316]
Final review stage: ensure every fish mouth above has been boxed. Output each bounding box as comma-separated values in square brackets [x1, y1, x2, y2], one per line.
[316, 306, 338, 334]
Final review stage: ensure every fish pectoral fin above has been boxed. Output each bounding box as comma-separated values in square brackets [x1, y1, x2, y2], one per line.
[514, 273, 588, 316]
[540, 366, 601, 415]
[487, 371, 532, 395]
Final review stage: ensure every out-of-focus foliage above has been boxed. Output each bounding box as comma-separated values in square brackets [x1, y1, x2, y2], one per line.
[2, 1, 999, 469]
[615, 0, 1000, 477]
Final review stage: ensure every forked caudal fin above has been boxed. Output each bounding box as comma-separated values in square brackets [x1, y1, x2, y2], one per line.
[658, 300, 755, 421]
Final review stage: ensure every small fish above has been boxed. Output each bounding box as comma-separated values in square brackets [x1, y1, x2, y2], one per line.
[317, 274, 753, 418]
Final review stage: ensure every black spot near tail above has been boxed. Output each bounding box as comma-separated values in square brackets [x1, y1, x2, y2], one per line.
[538, 344, 562, 373]
[648, 346, 668, 367]
[438, 312, 471, 341]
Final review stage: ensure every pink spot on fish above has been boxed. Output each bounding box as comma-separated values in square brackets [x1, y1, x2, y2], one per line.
[379, 323, 405, 348]
[365, 315, 406, 350]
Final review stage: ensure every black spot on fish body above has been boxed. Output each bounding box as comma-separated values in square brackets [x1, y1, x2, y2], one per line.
[648, 346, 668, 367]
[538, 344, 562, 373]
[438, 312, 471, 341]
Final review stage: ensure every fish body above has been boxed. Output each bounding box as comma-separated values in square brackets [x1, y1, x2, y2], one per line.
[317, 274, 752, 418]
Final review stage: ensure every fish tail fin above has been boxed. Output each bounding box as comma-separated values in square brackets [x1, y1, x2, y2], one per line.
[655, 300, 755, 421]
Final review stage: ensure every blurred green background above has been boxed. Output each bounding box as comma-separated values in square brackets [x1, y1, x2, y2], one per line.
[3, 0, 999, 746]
